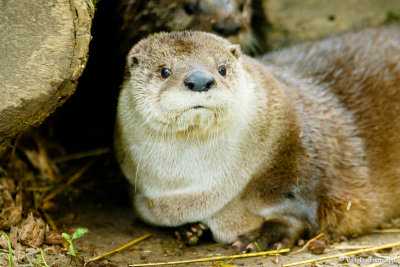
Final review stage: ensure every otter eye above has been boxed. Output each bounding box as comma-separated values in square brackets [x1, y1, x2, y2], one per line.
[218, 65, 227, 76]
[161, 67, 172, 79]
[184, 4, 196, 15]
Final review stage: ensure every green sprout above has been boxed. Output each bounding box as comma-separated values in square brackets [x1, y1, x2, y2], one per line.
[0, 233, 14, 267]
[296, 177, 301, 192]
[62, 228, 88, 257]
[253, 241, 262, 252]
[32, 249, 50, 267]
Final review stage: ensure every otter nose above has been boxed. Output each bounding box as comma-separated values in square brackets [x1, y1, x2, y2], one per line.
[184, 72, 215, 92]
[212, 18, 242, 36]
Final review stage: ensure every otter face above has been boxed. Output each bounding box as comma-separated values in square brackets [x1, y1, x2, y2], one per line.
[123, 32, 249, 138]
[145, 0, 254, 53]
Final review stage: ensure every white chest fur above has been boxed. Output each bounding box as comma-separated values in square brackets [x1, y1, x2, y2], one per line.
[121, 124, 263, 225]
[129, 127, 250, 197]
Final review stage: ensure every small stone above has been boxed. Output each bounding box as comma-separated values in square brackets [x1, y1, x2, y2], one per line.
[44, 231, 64, 245]
[308, 239, 326, 254]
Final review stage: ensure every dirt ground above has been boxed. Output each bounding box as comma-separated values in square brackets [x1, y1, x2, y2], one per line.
[2, 187, 399, 266]
[14, 207, 400, 266]
[0, 152, 399, 267]
[59, 204, 400, 267]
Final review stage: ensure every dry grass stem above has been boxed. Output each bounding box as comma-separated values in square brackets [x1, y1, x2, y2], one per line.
[41, 160, 94, 205]
[84, 233, 151, 266]
[52, 147, 110, 163]
[36, 137, 59, 182]
[213, 262, 237, 267]
[283, 240, 400, 266]
[129, 248, 290, 266]
[291, 233, 325, 254]
[372, 229, 400, 233]
[41, 209, 58, 231]
[332, 245, 371, 250]
[25, 186, 54, 192]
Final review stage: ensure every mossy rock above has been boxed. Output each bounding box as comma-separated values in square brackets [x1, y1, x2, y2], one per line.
[264, 0, 400, 49]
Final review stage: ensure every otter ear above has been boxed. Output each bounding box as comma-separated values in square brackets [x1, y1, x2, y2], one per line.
[127, 53, 140, 69]
[229, 44, 241, 59]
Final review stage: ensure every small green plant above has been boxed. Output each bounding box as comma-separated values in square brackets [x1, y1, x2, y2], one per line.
[0, 233, 14, 267]
[296, 177, 301, 192]
[62, 228, 88, 257]
[253, 241, 262, 252]
[32, 249, 49, 267]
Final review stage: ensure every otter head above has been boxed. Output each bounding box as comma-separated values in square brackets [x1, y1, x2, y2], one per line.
[124, 31, 251, 139]
[142, 0, 256, 54]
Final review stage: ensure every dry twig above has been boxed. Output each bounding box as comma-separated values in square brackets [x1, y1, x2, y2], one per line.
[283, 240, 400, 266]
[331, 245, 370, 250]
[41, 160, 94, 205]
[372, 229, 400, 233]
[213, 262, 237, 267]
[84, 233, 151, 266]
[129, 248, 290, 266]
[41, 210, 58, 231]
[52, 147, 110, 163]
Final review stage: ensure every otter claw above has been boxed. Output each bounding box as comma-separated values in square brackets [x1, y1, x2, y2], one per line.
[232, 240, 244, 249]
[232, 239, 258, 252]
[246, 243, 257, 251]
[175, 222, 208, 246]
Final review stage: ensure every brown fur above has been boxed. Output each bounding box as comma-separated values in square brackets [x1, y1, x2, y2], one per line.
[255, 23, 400, 242]
[117, 0, 267, 56]
[115, 24, 400, 250]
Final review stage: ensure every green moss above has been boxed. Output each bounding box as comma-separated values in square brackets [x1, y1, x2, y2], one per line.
[92, 0, 100, 11]
[16, 118, 29, 128]
[386, 10, 400, 23]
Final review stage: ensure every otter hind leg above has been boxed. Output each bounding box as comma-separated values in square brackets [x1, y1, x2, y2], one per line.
[233, 195, 318, 252]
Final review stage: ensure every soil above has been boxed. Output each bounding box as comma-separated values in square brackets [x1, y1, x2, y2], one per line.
[1, 164, 399, 267]
[60, 205, 400, 267]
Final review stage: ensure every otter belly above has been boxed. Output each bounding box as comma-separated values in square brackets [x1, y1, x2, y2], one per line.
[127, 136, 256, 226]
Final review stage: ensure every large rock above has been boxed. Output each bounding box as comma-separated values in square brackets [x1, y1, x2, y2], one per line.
[264, 0, 400, 49]
[0, 0, 94, 146]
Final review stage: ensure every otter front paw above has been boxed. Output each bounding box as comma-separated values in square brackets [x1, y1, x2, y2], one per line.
[174, 223, 208, 246]
[232, 220, 298, 252]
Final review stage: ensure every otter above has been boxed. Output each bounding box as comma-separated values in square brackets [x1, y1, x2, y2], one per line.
[114, 24, 400, 251]
[117, 0, 267, 56]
